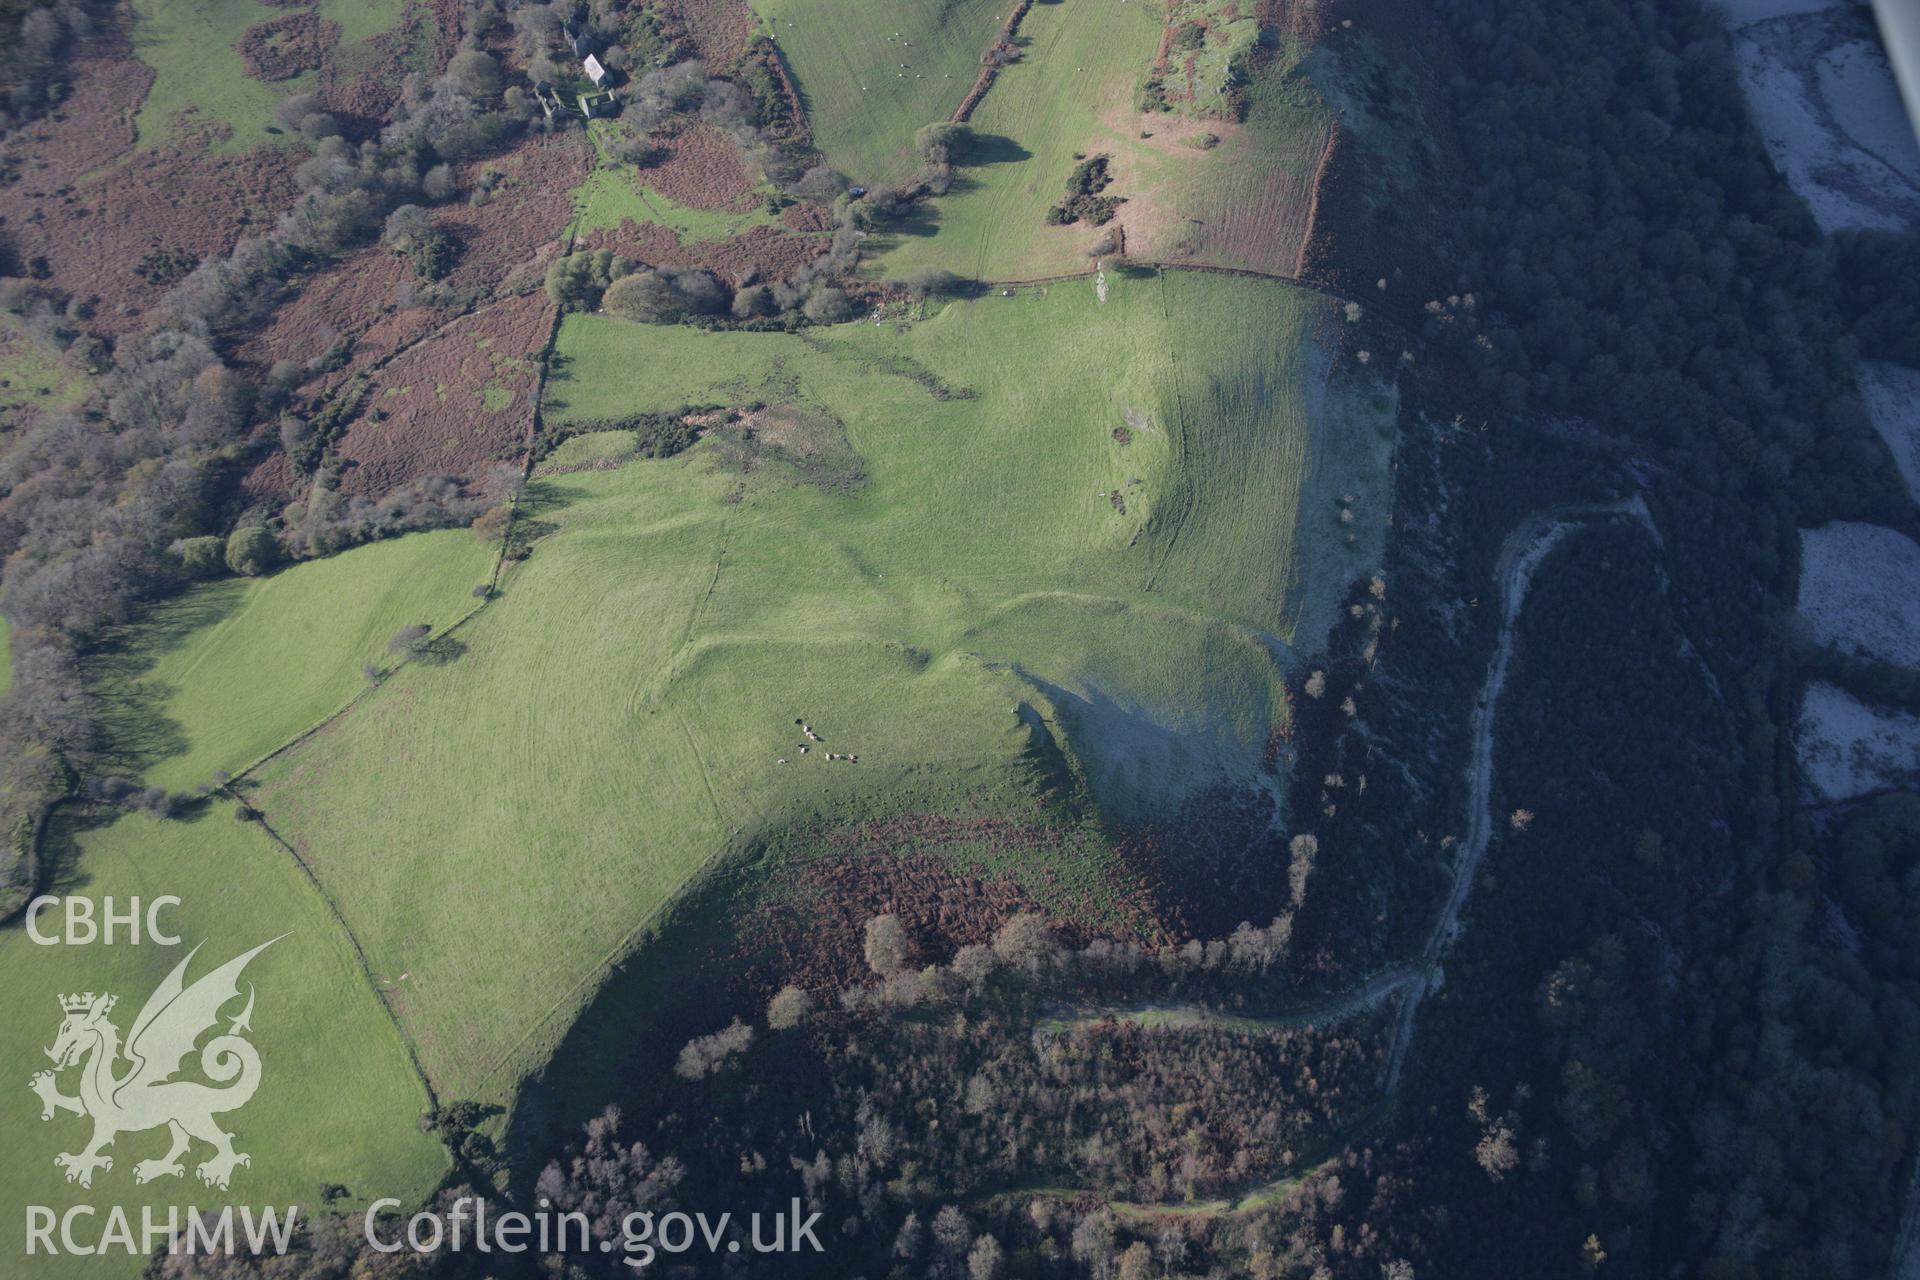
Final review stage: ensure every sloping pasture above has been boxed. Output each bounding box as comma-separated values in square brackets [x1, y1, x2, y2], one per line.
[244, 271, 1393, 1103]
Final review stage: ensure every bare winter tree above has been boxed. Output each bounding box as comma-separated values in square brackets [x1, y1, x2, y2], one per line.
[863, 913, 915, 976]
[388, 623, 432, 656]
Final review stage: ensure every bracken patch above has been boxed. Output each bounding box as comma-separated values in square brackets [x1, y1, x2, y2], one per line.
[0, 129, 300, 336]
[242, 137, 583, 372]
[738, 828, 1173, 993]
[334, 291, 553, 494]
[669, 0, 756, 70]
[640, 122, 761, 212]
[237, 12, 340, 82]
[235, 245, 426, 380]
[427, 134, 589, 297]
[779, 202, 831, 233]
[0, 48, 152, 182]
[237, 448, 299, 506]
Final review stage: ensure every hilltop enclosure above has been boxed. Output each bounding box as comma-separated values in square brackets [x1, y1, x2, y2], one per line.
[242, 272, 1394, 1102]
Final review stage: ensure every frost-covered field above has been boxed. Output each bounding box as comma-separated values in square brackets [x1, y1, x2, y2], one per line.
[1729, 4, 1920, 231]
[1797, 522, 1920, 667]
[1860, 361, 1920, 503]
[1797, 680, 1920, 801]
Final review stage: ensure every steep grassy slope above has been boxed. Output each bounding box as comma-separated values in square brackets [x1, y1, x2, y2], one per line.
[2, 0, 1409, 1267]
[248, 271, 1393, 1103]
[0, 809, 446, 1279]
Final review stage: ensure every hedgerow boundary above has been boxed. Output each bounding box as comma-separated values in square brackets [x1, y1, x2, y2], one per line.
[209, 262, 1384, 1118]
[951, 0, 1037, 123]
[220, 127, 594, 789]
[167, 139, 592, 1142]
[221, 790, 444, 1120]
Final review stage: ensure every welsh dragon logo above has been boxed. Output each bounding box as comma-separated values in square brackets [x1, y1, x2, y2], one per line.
[28, 938, 282, 1190]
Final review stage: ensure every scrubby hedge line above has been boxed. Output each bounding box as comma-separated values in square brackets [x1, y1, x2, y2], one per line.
[0, 1, 533, 911]
[529, 403, 728, 465]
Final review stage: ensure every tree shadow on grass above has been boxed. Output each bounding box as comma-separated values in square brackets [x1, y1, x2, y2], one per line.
[81, 580, 251, 780]
[515, 483, 589, 518]
[33, 810, 102, 900]
[868, 202, 943, 244]
[860, 136, 1033, 254]
[413, 635, 469, 666]
[967, 133, 1033, 167]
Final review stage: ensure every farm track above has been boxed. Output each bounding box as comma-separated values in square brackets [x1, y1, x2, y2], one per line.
[1021, 497, 1658, 1216]
[211, 268, 1430, 1135]
[1034, 964, 1422, 1044]
[49, 0, 1689, 1208]
[165, 20, 1490, 1143]
[1350, 498, 1655, 1095]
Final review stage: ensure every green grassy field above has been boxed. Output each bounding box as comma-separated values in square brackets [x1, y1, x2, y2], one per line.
[547, 271, 1392, 648]
[1137, 62, 1336, 274]
[748, 0, 1006, 186]
[1135, 0, 1265, 121]
[573, 120, 794, 244]
[863, 0, 1161, 279]
[864, 0, 1337, 280]
[241, 270, 1392, 1105]
[90, 530, 497, 793]
[130, 0, 405, 150]
[0, 809, 445, 1279]
[572, 166, 785, 244]
[0, 317, 91, 422]
[541, 428, 643, 469]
